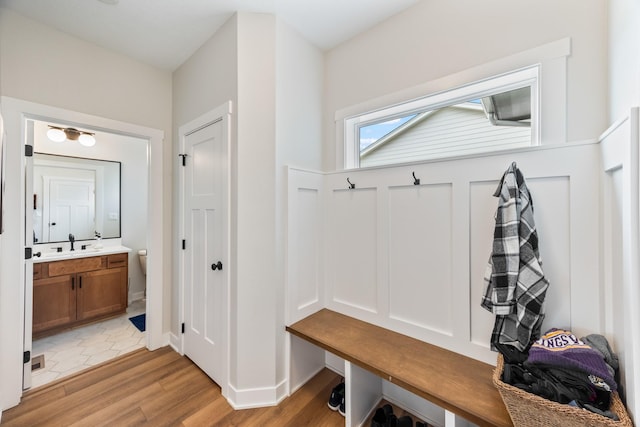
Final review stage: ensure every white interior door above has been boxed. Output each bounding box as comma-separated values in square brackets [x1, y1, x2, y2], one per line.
[183, 118, 225, 384]
[44, 177, 95, 242]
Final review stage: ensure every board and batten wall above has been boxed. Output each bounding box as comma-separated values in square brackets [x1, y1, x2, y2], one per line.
[287, 109, 640, 424]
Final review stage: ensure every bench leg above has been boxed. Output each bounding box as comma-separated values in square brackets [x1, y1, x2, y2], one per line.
[345, 361, 382, 427]
[445, 410, 474, 427]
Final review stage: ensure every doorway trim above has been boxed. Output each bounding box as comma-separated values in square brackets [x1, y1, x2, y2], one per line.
[0, 96, 166, 411]
[177, 101, 232, 398]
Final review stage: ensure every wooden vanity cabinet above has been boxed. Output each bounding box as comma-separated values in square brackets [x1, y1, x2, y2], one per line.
[32, 274, 77, 332]
[33, 253, 128, 337]
[77, 267, 128, 320]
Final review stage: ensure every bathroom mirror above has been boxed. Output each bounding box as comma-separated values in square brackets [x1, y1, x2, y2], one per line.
[33, 153, 121, 244]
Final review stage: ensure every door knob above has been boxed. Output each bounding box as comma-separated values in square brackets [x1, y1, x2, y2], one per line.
[211, 261, 223, 271]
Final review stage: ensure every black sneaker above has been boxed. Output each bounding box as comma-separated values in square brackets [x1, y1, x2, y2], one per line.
[397, 415, 413, 427]
[339, 396, 346, 417]
[328, 381, 345, 411]
[371, 407, 387, 427]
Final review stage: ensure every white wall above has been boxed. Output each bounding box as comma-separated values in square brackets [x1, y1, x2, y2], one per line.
[0, 8, 171, 412]
[323, 0, 608, 170]
[0, 9, 171, 132]
[232, 11, 278, 405]
[608, 0, 640, 122]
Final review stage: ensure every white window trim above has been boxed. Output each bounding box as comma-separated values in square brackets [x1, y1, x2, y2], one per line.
[335, 37, 571, 171]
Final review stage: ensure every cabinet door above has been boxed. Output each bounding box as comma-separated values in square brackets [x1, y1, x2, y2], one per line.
[77, 267, 127, 320]
[33, 275, 77, 334]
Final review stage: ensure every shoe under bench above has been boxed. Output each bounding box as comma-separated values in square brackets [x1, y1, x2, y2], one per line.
[286, 309, 512, 427]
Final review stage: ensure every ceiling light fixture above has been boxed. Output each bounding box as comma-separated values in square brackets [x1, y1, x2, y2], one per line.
[47, 126, 96, 147]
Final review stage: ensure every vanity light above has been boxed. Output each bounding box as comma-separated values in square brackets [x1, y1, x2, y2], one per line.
[46, 126, 66, 142]
[47, 126, 96, 147]
[78, 133, 96, 147]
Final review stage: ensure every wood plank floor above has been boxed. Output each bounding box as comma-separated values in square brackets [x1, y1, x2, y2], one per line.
[1, 347, 345, 426]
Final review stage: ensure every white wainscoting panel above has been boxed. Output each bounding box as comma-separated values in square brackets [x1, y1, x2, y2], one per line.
[294, 188, 321, 310]
[286, 169, 324, 324]
[327, 187, 379, 313]
[470, 175, 573, 349]
[469, 179, 503, 348]
[599, 109, 640, 421]
[525, 176, 572, 331]
[387, 183, 453, 336]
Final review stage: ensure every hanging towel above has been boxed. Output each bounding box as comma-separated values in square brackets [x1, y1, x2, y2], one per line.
[481, 162, 549, 353]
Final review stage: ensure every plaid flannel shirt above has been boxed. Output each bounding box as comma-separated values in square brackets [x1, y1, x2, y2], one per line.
[481, 162, 549, 352]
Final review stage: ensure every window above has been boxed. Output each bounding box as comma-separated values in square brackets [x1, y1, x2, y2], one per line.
[344, 66, 539, 168]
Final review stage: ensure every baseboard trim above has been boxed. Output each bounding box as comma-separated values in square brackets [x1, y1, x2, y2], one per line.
[128, 292, 145, 303]
[289, 365, 325, 395]
[226, 379, 287, 409]
[168, 333, 181, 354]
[160, 332, 171, 348]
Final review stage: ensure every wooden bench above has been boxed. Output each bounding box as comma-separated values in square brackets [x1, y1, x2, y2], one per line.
[286, 309, 512, 427]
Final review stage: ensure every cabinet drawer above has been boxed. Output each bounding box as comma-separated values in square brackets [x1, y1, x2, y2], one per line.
[33, 263, 43, 280]
[48, 256, 105, 277]
[108, 253, 128, 268]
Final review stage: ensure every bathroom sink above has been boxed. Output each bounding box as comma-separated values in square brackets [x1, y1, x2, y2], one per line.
[41, 252, 69, 258]
[34, 246, 131, 262]
[41, 250, 93, 258]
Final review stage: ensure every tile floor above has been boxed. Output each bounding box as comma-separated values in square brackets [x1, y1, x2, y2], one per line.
[30, 300, 146, 389]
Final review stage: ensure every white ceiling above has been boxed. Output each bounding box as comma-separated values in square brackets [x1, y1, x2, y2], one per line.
[0, 0, 419, 71]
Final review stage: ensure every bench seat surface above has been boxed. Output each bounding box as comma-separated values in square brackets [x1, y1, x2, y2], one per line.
[286, 309, 512, 427]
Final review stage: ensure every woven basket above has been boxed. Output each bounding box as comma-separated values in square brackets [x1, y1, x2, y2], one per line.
[493, 354, 634, 427]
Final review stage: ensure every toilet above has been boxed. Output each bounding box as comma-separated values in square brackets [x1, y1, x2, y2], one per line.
[138, 249, 147, 301]
[137, 249, 147, 275]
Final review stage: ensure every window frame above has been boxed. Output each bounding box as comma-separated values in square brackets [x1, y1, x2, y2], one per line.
[343, 65, 540, 169]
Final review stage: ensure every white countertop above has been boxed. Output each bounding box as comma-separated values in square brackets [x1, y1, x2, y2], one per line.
[33, 245, 132, 263]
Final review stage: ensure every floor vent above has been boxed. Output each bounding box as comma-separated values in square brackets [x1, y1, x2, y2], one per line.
[32, 354, 45, 371]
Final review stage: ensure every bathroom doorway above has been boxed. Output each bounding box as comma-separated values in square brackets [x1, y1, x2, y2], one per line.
[27, 118, 149, 388]
[2, 97, 166, 396]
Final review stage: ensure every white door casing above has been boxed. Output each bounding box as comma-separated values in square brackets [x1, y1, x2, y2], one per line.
[3, 96, 164, 411]
[23, 122, 35, 390]
[179, 102, 231, 395]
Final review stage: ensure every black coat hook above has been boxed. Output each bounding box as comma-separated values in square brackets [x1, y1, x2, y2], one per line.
[347, 178, 355, 189]
[412, 171, 420, 185]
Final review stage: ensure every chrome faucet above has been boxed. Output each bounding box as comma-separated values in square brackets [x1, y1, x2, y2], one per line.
[69, 233, 75, 251]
